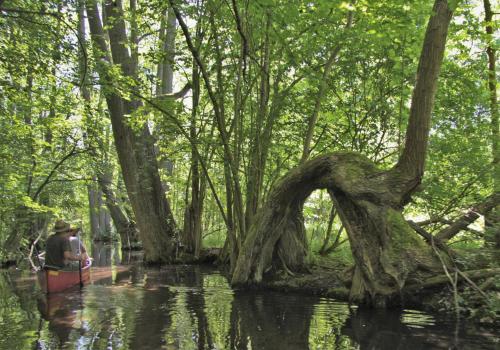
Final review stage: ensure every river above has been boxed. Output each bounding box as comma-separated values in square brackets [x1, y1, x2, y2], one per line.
[0, 244, 497, 349]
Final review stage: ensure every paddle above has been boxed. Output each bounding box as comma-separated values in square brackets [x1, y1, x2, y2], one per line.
[77, 228, 83, 288]
[33, 244, 43, 270]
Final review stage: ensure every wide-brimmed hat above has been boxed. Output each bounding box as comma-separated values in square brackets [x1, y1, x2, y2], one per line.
[53, 220, 71, 233]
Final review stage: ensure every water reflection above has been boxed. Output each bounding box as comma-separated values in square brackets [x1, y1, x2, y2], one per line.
[91, 242, 121, 267]
[0, 243, 498, 350]
[229, 291, 316, 349]
[36, 292, 84, 348]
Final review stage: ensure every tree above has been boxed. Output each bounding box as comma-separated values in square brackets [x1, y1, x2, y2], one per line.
[231, 0, 455, 307]
[85, 0, 177, 263]
[483, 0, 499, 249]
[0, 2, 89, 260]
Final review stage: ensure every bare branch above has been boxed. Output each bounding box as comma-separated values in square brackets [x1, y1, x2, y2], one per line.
[32, 145, 89, 201]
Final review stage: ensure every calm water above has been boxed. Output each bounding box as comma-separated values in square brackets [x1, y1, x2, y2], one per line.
[0, 244, 498, 350]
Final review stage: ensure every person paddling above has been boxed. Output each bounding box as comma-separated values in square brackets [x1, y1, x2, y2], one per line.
[44, 220, 86, 271]
[68, 227, 89, 263]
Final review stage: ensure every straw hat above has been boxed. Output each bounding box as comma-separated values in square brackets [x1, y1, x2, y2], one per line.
[53, 220, 71, 233]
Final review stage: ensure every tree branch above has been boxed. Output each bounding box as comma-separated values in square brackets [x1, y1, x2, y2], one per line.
[230, 0, 248, 76]
[435, 193, 500, 241]
[407, 220, 451, 253]
[394, 0, 453, 184]
[154, 82, 191, 102]
[32, 145, 87, 201]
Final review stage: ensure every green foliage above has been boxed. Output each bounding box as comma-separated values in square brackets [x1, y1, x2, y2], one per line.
[433, 280, 500, 325]
[0, 0, 109, 258]
[0, 0, 496, 292]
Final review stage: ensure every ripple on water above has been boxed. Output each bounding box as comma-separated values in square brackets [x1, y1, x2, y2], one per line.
[401, 309, 436, 328]
[1, 264, 499, 350]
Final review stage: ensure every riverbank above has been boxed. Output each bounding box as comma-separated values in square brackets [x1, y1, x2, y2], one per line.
[245, 261, 500, 327]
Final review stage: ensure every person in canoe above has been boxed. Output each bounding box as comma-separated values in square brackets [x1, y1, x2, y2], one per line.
[44, 220, 87, 270]
[68, 227, 89, 263]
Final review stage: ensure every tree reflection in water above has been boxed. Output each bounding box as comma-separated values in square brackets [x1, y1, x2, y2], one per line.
[229, 291, 314, 349]
[340, 307, 490, 350]
[0, 245, 498, 350]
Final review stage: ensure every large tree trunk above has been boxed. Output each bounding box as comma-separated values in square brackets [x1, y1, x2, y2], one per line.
[86, 0, 178, 263]
[97, 172, 139, 249]
[231, 0, 454, 307]
[231, 153, 442, 306]
[78, 1, 137, 249]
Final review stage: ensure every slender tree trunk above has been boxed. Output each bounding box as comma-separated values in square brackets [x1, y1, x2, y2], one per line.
[173, 1, 245, 269]
[88, 181, 100, 238]
[162, 7, 176, 95]
[245, 11, 271, 231]
[300, 9, 354, 164]
[182, 36, 204, 258]
[483, 0, 500, 249]
[210, 10, 241, 264]
[129, 0, 139, 70]
[86, 0, 178, 263]
[395, 0, 453, 190]
[78, 0, 103, 241]
[98, 189, 111, 238]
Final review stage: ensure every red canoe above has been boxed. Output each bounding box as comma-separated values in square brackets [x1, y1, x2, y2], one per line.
[38, 260, 92, 293]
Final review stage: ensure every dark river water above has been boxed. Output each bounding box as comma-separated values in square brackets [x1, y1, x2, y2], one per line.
[0, 244, 498, 350]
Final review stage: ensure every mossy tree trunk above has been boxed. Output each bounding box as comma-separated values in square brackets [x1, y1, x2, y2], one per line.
[231, 0, 454, 307]
[231, 153, 442, 306]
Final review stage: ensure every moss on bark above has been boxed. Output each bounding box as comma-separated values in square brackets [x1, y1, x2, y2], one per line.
[231, 153, 446, 307]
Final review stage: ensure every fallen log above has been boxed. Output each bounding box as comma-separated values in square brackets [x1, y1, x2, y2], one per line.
[405, 268, 500, 291]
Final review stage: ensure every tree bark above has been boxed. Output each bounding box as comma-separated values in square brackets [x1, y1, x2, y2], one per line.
[86, 0, 178, 263]
[97, 172, 138, 249]
[395, 0, 453, 197]
[231, 153, 443, 306]
[182, 37, 204, 258]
